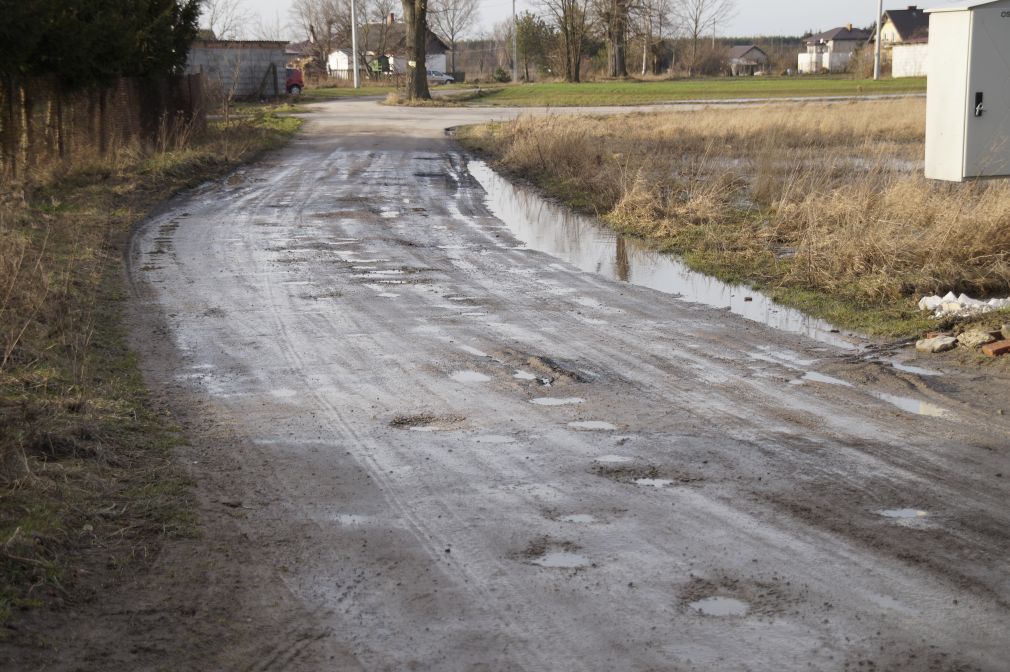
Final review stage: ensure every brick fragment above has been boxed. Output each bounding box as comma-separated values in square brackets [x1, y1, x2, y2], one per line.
[981, 340, 1010, 358]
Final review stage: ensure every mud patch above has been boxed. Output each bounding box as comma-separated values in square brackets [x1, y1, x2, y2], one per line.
[390, 414, 465, 432]
[591, 463, 703, 486]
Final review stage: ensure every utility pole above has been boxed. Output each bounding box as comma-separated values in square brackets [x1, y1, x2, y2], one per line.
[512, 0, 518, 83]
[873, 0, 883, 80]
[351, 0, 360, 88]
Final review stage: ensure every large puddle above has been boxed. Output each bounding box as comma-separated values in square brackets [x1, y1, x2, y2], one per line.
[469, 160, 858, 350]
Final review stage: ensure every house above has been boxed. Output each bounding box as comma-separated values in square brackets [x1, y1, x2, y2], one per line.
[727, 45, 768, 76]
[798, 25, 871, 73]
[871, 6, 930, 78]
[876, 5, 929, 46]
[327, 14, 450, 79]
[187, 40, 288, 97]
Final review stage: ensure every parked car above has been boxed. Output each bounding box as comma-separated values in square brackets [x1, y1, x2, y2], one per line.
[285, 68, 304, 95]
[426, 70, 454, 84]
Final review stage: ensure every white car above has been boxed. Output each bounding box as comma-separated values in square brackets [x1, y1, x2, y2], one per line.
[426, 70, 455, 84]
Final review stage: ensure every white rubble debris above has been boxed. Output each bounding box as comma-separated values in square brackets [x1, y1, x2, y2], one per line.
[917, 292, 1010, 318]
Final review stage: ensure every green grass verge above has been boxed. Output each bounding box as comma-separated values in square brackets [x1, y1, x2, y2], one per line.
[464, 76, 927, 107]
[0, 106, 301, 628]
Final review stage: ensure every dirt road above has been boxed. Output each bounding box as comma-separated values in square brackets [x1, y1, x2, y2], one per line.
[103, 99, 1010, 671]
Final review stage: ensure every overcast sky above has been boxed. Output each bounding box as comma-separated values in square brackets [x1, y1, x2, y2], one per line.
[229, 0, 947, 40]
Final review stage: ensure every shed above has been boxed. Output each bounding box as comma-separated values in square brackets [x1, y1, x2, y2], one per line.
[892, 41, 929, 77]
[925, 0, 1010, 181]
[187, 40, 288, 98]
[728, 46, 768, 76]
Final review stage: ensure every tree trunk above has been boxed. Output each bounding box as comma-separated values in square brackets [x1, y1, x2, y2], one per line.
[402, 0, 432, 100]
[606, 0, 627, 78]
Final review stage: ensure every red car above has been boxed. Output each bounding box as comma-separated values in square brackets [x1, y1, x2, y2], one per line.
[285, 68, 304, 95]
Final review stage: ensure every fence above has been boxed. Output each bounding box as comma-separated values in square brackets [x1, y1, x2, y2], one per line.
[0, 74, 206, 183]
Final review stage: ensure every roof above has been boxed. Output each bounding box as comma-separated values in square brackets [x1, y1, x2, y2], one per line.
[927, 0, 1006, 11]
[881, 6, 930, 41]
[286, 40, 314, 56]
[355, 22, 450, 55]
[728, 45, 768, 60]
[805, 26, 872, 44]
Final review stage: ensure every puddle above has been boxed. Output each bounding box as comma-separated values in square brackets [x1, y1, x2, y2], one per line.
[459, 345, 489, 357]
[559, 514, 597, 523]
[334, 514, 369, 525]
[872, 392, 952, 418]
[377, 292, 400, 298]
[889, 360, 942, 377]
[792, 371, 854, 387]
[470, 160, 859, 350]
[689, 596, 750, 617]
[594, 455, 634, 464]
[514, 370, 538, 380]
[634, 478, 674, 488]
[530, 397, 584, 406]
[567, 421, 617, 431]
[449, 370, 491, 383]
[878, 508, 929, 519]
[529, 552, 591, 569]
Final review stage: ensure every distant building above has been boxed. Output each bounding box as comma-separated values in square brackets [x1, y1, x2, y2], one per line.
[728, 45, 769, 76]
[876, 5, 929, 46]
[187, 40, 288, 97]
[326, 14, 450, 79]
[872, 5, 930, 78]
[798, 25, 871, 74]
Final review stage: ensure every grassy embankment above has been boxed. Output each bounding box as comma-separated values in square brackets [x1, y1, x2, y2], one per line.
[0, 106, 301, 627]
[463, 77, 926, 107]
[458, 98, 1010, 337]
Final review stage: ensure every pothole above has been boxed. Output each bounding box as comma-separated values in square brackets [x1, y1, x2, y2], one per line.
[593, 455, 634, 464]
[568, 421, 616, 431]
[679, 576, 793, 618]
[591, 463, 702, 486]
[519, 538, 591, 570]
[558, 514, 597, 523]
[878, 508, 929, 519]
[449, 370, 491, 383]
[390, 414, 465, 432]
[530, 397, 584, 406]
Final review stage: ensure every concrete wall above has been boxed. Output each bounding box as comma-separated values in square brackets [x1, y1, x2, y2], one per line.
[187, 41, 287, 98]
[798, 50, 855, 74]
[893, 43, 928, 78]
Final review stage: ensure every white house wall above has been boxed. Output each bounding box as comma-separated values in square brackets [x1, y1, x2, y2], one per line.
[893, 43, 928, 77]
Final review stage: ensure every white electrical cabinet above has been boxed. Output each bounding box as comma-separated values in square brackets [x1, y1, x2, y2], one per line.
[925, 0, 1010, 181]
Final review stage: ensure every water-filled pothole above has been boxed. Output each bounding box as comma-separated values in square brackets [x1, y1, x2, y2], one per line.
[878, 508, 928, 519]
[449, 370, 491, 383]
[530, 397, 584, 406]
[592, 463, 702, 486]
[568, 421, 617, 431]
[530, 552, 591, 569]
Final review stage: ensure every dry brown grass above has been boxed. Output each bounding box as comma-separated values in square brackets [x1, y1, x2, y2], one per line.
[460, 99, 1010, 316]
[0, 107, 300, 624]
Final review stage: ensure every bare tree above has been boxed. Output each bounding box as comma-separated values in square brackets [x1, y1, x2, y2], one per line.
[429, 0, 479, 75]
[670, 0, 734, 75]
[542, 0, 591, 82]
[632, 0, 672, 75]
[401, 0, 432, 99]
[596, 0, 632, 77]
[251, 11, 291, 41]
[200, 0, 249, 39]
[291, 0, 351, 73]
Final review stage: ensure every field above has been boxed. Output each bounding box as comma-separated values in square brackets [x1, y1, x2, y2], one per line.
[457, 98, 1010, 336]
[464, 77, 927, 107]
[0, 106, 301, 624]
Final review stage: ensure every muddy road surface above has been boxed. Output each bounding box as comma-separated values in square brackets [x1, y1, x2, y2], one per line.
[115, 100, 1010, 671]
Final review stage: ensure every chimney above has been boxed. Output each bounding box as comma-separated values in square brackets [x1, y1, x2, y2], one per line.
[387, 12, 395, 25]
[847, 23, 853, 31]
